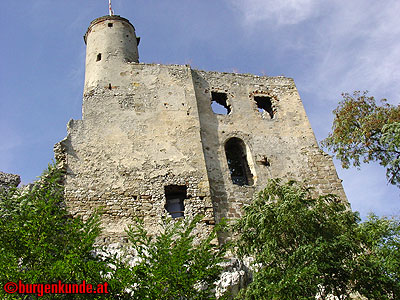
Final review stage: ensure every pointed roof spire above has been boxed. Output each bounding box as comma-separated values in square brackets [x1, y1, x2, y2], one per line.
[109, 0, 114, 16]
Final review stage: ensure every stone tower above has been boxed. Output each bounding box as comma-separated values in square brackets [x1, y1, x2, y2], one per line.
[83, 16, 140, 91]
[55, 15, 347, 243]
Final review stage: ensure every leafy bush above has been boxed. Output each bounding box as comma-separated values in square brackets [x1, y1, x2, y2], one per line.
[0, 164, 230, 300]
[111, 215, 229, 300]
[234, 179, 400, 300]
[0, 164, 109, 299]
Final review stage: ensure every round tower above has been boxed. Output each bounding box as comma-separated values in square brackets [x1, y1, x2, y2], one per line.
[83, 15, 140, 90]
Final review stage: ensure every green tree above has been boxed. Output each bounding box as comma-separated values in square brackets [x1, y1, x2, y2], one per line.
[355, 214, 400, 299]
[321, 91, 400, 186]
[234, 179, 400, 300]
[0, 164, 230, 300]
[111, 215, 228, 300]
[0, 164, 110, 299]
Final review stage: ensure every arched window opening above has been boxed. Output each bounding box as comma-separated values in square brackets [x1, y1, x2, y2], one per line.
[225, 138, 254, 186]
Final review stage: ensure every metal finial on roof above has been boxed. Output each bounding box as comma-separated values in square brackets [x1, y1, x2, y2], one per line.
[109, 0, 114, 16]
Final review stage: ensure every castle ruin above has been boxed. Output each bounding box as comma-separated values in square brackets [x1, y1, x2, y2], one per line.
[54, 15, 347, 243]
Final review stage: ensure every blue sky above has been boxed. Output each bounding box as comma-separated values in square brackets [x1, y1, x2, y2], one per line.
[1, 0, 399, 218]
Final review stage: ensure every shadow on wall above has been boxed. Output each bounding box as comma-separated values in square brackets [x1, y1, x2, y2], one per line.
[192, 71, 229, 231]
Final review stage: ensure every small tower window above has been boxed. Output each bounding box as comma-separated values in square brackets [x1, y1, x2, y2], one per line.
[108, 23, 113, 27]
[254, 96, 274, 119]
[260, 156, 270, 167]
[211, 92, 231, 115]
[225, 138, 254, 186]
[96, 53, 102, 62]
[164, 185, 186, 218]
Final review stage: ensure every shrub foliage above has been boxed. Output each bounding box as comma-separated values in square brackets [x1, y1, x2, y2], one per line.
[234, 179, 400, 300]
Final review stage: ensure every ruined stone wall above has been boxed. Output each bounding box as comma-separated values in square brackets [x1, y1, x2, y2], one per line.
[56, 62, 346, 243]
[0, 171, 21, 190]
[192, 70, 347, 223]
[57, 63, 215, 243]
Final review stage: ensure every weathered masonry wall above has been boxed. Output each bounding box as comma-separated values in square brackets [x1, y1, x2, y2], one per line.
[192, 70, 347, 223]
[56, 63, 346, 243]
[56, 63, 215, 243]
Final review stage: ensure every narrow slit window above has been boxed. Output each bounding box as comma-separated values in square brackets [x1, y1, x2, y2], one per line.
[164, 185, 186, 218]
[254, 96, 274, 119]
[225, 138, 254, 186]
[211, 92, 231, 115]
[108, 83, 112, 90]
[96, 53, 102, 62]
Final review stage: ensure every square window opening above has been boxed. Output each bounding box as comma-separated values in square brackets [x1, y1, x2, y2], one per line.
[254, 96, 274, 119]
[211, 92, 231, 115]
[108, 23, 113, 27]
[164, 185, 186, 218]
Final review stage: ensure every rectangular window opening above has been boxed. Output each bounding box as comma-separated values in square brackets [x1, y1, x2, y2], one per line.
[211, 92, 231, 115]
[96, 53, 102, 62]
[164, 185, 186, 218]
[254, 96, 274, 119]
[108, 23, 113, 27]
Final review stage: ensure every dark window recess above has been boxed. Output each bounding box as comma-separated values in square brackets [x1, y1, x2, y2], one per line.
[164, 185, 186, 218]
[211, 92, 231, 115]
[108, 23, 113, 27]
[96, 53, 102, 62]
[108, 83, 112, 90]
[260, 157, 270, 167]
[225, 138, 254, 186]
[254, 96, 274, 119]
